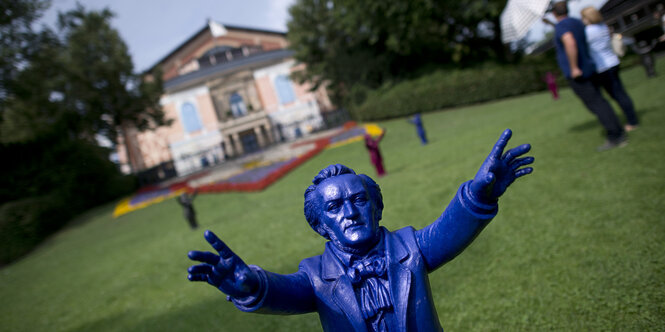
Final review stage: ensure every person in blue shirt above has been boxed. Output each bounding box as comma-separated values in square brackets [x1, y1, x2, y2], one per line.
[550, 1, 626, 151]
[581, 6, 639, 132]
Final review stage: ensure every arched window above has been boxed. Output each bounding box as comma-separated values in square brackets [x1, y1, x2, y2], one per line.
[181, 102, 202, 133]
[230, 92, 248, 118]
[274, 74, 296, 105]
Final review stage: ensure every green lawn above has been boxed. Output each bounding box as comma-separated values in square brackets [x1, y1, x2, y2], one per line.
[1, 60, 664, 331]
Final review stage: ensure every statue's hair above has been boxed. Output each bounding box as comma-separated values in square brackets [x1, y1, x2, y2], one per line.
[552, 1, 568, 16]
[304, 164, 383, 239]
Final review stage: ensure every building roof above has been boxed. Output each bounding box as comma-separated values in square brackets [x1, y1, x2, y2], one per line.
[146, 21, 287, 73]
[163, 48, 294, 91]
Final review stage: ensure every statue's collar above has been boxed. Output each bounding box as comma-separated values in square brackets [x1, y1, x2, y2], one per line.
[328, 230, 385, 267]
[322, 227, 408, 280]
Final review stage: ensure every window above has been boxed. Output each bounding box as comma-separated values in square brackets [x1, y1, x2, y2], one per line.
[274, 74, 296, 104]
[181, 102, 202, 133]
[230, 92, 248, 118]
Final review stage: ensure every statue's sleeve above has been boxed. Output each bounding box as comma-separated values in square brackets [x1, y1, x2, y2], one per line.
[232, 264, 317, 314]
[415, 180, 498, 272]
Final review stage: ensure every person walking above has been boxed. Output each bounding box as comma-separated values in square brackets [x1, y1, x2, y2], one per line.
[581, 6, 639, 132]
[177, 190, 199, 229]
[364, 129, 386, 177]
[544, 71, 559, 100]
[550, 1, 626, 151]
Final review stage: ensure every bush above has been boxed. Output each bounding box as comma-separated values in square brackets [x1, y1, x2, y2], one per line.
[0, 138, 137, 266]
[0, 195, 71, 265]
[350, 58, 562, 121]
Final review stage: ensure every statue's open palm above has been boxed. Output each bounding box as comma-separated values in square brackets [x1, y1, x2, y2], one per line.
[188, 230, 259, 299]
[470, 129, 534, 203]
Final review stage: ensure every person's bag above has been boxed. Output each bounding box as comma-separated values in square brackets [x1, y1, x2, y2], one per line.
[611, 33, 626, 57]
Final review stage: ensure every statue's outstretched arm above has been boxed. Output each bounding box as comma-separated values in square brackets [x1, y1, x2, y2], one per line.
[188, 230, 260, 299]
[417, 129, 534, 270]
[188, 230, 316, 314]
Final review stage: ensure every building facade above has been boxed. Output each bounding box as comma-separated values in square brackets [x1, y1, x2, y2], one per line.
[116, 21, 334, 178]
[600, 0, 664, 38]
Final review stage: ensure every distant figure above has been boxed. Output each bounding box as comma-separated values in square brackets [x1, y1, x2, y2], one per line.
[364, 129, 386, 177]
[544, 71, 559, 100]
[632, 39, 658, 78]
[177, 190, 199, 229]
[549, 1, 626, 151]
[409, 113, 428, 144]
[581, 6, 639, 132]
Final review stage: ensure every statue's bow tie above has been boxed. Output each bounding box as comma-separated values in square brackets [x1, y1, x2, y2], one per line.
[347, 255, 386, 285]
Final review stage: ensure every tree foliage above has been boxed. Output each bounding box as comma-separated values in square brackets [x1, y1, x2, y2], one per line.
[0, 0, 51, 111]
[0, 1, 162, 264]
[1, 3, 168, 145]
[287, 0, 510, 104]
[54, 5, 168, 144]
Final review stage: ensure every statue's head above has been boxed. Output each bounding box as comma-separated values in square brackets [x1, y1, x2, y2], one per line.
[304, 164, 384, 252]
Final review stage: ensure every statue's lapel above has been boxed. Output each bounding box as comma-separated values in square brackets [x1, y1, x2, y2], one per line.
[321, 245, 368, 332]
[332, 278, 367, 332]
[320, 231, 412, 332]
[384, 229, 411, 331]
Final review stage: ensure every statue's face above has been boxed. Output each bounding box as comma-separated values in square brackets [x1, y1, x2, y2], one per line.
[317, 174, 379, 252]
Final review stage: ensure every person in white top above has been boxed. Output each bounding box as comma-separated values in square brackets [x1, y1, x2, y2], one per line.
[582, 6, 639, 132]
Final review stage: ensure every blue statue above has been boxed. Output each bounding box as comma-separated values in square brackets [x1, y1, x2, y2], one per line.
[409, 113, 427, 145]
[188, 129, 534, 331]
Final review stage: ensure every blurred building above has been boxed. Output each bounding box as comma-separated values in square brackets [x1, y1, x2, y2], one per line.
[601, 0, 664, 39]
[116, 21, 335, 180]
[601, 0, 665, 77]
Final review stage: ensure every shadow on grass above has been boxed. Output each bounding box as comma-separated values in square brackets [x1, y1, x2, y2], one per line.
[568, 119, 599, 133]
[68, 311, 129, 332]
[634, 106, 657, 119]
[567, 107, 657, 134]
[67, 297, 321, 332]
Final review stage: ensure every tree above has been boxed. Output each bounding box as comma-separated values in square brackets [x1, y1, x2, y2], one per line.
[55, 5, 168, 146]
[0, 2, 165, 265]
[0, 0, 51, 112]
[286, 0, 510, 105]
[1, 4, 168, 147]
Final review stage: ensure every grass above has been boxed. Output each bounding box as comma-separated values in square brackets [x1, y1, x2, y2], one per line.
[1, 59, 664, 331]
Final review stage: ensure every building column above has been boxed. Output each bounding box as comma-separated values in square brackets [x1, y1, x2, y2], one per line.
[263, 123, 274, 144]
[254, 126, 266, 147]
[232, 132, 244, 155]
[224, 135, 235, 157]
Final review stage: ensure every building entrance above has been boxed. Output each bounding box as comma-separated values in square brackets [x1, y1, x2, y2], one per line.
[239, 130, 260, 154]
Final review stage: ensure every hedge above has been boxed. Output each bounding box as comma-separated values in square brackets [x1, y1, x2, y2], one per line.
[0, 139, 137, 266]
[0, 195, 71, 265]
[350, 59, 562, 121]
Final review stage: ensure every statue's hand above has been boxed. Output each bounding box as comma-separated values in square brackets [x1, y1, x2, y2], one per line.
[469, 129, 534, 203]
[188, 230, 259, 299]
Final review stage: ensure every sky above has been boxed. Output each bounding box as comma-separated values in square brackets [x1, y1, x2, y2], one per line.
[39, 0, 606, 73]
[40, 0, 296, 72]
